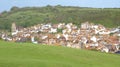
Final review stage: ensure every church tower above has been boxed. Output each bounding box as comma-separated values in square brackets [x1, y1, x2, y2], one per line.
[11, 23, 17, 33]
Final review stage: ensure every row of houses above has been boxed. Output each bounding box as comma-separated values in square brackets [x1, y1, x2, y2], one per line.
[0, 22, 120, 53]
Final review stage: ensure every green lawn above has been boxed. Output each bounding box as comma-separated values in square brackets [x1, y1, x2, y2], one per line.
[0, 41, 120, 67]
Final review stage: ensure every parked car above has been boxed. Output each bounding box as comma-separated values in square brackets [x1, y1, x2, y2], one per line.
[115, 51, 120, 54]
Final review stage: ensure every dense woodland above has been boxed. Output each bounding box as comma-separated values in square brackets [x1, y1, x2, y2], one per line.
[0, 5, 120, 31]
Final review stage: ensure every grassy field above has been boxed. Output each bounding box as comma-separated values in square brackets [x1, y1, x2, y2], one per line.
[0, 41, 120, 67]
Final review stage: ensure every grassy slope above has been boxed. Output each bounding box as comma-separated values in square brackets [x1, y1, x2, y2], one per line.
[0, 41, 120, 67]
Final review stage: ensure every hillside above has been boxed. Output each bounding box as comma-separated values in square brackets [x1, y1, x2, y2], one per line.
[0, 6, 120, 31]
[0, 40, 120, 67]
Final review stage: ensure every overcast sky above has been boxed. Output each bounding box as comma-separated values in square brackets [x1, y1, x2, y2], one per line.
[0, 0, 120, 12]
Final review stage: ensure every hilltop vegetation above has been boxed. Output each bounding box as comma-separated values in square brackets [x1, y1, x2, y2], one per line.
[0, 5, 120, 31]
[0, 40, 120, 67]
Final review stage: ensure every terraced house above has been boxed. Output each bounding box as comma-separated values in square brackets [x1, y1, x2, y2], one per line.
[0, 22, 120, 53]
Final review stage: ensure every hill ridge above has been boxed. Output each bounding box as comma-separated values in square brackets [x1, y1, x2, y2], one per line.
[0, 6, 120, 31]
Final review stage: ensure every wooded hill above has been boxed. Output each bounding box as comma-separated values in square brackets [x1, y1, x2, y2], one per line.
[0, 5, 120, 31]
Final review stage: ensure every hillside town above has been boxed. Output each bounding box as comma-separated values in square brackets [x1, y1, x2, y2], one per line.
[0, 22, 120, 53]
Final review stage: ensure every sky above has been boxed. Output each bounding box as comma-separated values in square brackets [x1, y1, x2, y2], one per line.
[0, 0, 120, 12]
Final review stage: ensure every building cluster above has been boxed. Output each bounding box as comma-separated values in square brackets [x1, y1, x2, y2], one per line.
[0, 22, 120, 53]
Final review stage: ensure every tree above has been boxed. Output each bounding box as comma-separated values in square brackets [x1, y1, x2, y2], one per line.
[55, 5, 62, 8]
[1, 11, 7, 14]
[10, 6, 19, 11]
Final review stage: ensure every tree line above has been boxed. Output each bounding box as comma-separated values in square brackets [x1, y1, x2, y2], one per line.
[0, 5, 120, 31]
